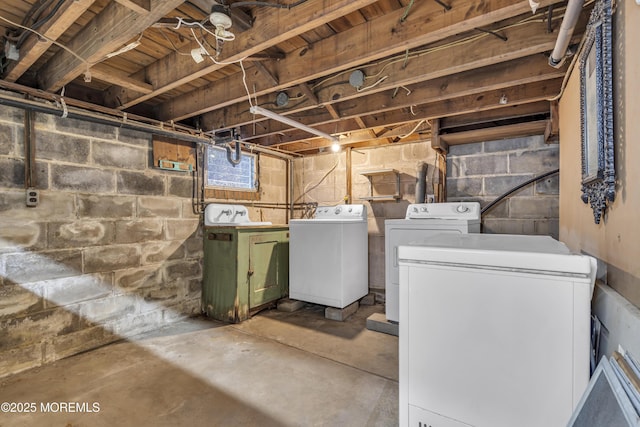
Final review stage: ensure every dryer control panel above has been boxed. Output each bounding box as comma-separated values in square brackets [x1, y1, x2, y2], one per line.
[405, 202, 481, 220]
[315, 204, 367, 219]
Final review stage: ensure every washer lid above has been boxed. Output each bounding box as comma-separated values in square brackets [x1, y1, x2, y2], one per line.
[398, 233, 596, 278]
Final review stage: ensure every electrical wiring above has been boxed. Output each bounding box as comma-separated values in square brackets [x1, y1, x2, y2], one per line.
[311, 6, 573, 96]
[230, 0, 309, 9]
[397, 119, 426, 139]
[294, 157, 340, 203]
[0, 13, 93, 79]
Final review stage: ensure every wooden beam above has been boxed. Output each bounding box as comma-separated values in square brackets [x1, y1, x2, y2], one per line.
[164, 0, 565, 123]
[235, 54, 566, 140]
[114, 0, 150, 14]
[117, 0, 380, 109]
[251, 79, 562, 146]
[196, 16, 573, 130]
[297, 83, 320, 106]
[440, 120, 550, 145]
[325, 104, 340, 120]
[439, 101, 551, 129]
[37, 0, 183, 92]
[90, 64, 153, 94]
[253, 62, 279, 87]
[3, 0, 95, 82]
[431, 119, 448, 154]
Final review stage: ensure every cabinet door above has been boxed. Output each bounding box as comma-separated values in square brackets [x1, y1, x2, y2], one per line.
[248, 232, 288, 308]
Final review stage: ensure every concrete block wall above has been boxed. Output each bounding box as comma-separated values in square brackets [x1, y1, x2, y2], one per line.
[447, 135, 560, 238]
[293, 141, 437, 301]
[0, 104, 203, 377]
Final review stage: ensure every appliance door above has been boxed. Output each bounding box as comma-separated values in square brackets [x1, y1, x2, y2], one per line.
[386, 225, 464, 323]
[400, 262, 589, 427]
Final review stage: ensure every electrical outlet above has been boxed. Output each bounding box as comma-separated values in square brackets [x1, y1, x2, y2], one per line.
[426, 194, 435, 203]
[26, 188, 39, 207]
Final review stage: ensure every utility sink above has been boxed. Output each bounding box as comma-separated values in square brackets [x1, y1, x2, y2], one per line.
[204, 203, 272, 227]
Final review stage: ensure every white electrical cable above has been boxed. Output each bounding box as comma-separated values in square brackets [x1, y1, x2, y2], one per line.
[397, 119, 426, 139]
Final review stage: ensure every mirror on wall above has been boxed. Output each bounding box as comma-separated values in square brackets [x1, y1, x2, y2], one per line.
[579, 0, 615, 224]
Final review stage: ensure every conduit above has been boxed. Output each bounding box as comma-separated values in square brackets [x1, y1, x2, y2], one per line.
[0, 81, 296, 160]
[548, 0, 585, 68]
[481, 169, 560, 215]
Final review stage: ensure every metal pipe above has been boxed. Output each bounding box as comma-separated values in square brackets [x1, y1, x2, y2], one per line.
[0, 84, 297, 160]
[481, 169, 559, 215]
[549, 0, 585, 68]
[415, 162, 428, 203]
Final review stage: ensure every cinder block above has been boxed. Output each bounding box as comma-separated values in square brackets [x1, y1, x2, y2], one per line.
[0, 283, 44, 319]
[325, 301, 359, 321]
[509, 197, 559, 219]
[509, 147, 559, 174]
[114, 266, 163, 291]
[183, 236, 204, 258]
[92, 140, 147, 169]
[277, 298, 305, 312]
[52, 164, 115, 193]
[165, 259, 202, 280]
[84, 245, 140, 273]
[0, 221, 46, 253]
[138, 196, 182, 218]
[0, 122, 16, 155]
[116, 171, 165, 196]
[4, 249, 82, 283]
[484, 174, 534, 197]
[446, 177, 482, 198]
[48, 220, 114, 249]
[366, 312, 398, 336]
[484, 135, 545, 153]
[449, 142, 481, 156]
[43, 274, 112, 308]
[535, 174, 560, 195]
[141, 240, 185, 265]
[0, 343, 43, 378]
[37, 131, 90, 163]
[0, 103, 24, 123]
[0, 158, 24, 188]
[461, 154, 508, 176]
[482, 219, 535, 235]
[117, 128, 151, 146]
[53, 116, 117, 139]
[46, 325, 117, 362]
[168, 176, 193, 198]
[115, 219, 164, 244]
[78, 194, 135, 219]
[165, 219, 200, 240]
[78, 295, 136, 323]
[360, 293, 376, 305]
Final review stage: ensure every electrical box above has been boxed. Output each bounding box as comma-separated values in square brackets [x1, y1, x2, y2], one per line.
[26, 188, 39, 207]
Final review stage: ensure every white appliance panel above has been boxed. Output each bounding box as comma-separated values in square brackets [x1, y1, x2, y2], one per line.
[289, 205, 368, 308]
[384, 202, 480, 323]
[398, 234, 595, 427]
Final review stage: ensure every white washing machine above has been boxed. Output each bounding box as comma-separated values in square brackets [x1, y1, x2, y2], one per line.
[384, 202, 480, 323]
[289, 204, 368, 308]
[398, 233, 597, 427]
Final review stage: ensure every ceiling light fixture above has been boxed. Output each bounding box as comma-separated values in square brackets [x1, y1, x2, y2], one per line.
[250, 105, 339, 145]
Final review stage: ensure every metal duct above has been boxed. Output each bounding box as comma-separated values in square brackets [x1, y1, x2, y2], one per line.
[548, 0, 585, 68]
[415, 162, 428, 203]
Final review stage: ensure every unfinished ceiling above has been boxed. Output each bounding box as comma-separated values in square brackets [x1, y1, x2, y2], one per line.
[0, 0, 591, 155]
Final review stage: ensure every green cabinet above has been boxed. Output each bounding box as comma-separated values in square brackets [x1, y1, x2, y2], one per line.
[202, 226, 289, 323]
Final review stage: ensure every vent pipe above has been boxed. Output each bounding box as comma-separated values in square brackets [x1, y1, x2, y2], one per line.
[549, 0, 585, 68]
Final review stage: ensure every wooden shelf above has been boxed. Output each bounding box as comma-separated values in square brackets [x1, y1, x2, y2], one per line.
[358, 169, 401, 202]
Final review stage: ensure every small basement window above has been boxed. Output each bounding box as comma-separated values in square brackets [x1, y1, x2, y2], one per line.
[205, 145, 258, 192]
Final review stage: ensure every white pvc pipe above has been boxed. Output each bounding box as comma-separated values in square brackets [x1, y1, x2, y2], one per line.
[549, 0, 585, 67]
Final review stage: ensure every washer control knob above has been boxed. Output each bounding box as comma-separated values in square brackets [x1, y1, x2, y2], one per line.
[334, 207, 342, 214]
[348, 207, 353, 212]
[412, 207, 418, 213]
[456, 204, 469, 213]
[420, 206, 428, 212]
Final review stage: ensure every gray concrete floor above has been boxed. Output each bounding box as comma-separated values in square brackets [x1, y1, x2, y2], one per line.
[0, 303, 398, 426]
